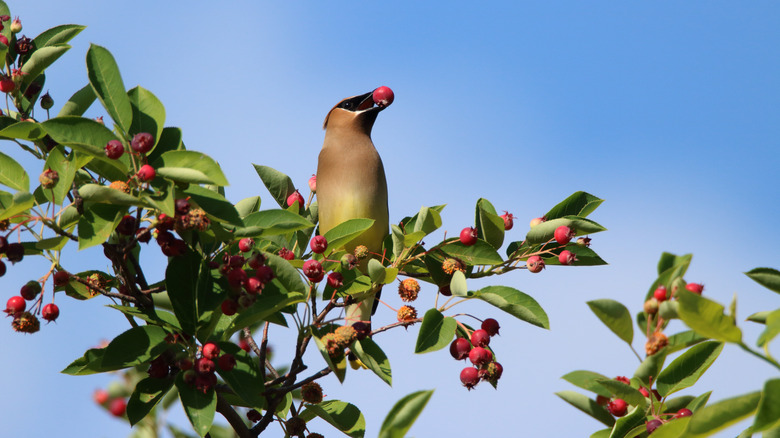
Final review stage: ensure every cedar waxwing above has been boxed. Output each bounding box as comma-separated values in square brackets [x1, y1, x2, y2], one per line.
[317, 88, 392, 327]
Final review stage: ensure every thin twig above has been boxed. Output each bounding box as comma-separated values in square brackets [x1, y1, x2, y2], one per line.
[216, 393, 252, 438]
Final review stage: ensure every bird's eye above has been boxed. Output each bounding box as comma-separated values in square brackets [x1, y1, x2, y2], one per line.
[340, 101, 353, 110]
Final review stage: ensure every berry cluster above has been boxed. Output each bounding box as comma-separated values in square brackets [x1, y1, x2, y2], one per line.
[93, 388, 127, 418]
[643, 282, 704, 355]
[451, 318, 503, 390]
[3, 246, 61, 332]
[216, 242, 275, 316]
[179, 342, 236, 393]
[600, 376, 694, 434]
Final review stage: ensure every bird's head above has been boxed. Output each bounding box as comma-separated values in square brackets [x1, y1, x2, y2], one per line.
[323, 87, 394, 133]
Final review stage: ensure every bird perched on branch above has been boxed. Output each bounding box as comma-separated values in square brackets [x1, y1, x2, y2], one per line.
[316, 86, 394, 327]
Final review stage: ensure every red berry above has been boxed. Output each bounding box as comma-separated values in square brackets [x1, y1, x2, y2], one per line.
[372, 86, 394, 107]
[245, 276, 262, 294]
[130, 132, 154, 154]
[460, 366, 480, 389]
[481, 318, 500, 336]
[468, 346, 492, 366]
[685, 283, 704, 295]
[308, 175, 317, 192]
[607, 398, 628, 417]
[229, 255, 246, 268]
[136, 164, 156, 182]
[108, 398, 127, 417]
[615, 376, 630, 385]
[116, 215, 137, 235]
[470, 329, 491, 348]
[449, 338, 472, 360]
[0, 76, 14, 93]
[247, 409, 262, 423]
[287, 190, 305, 208]
[326, 272, 343, 289]
[674, 408, 693, 418]
[104, 140, 124, 159]
[0, 260, 5, 277]
[310, 235, 328, 254]
[175, 198, 191, 215]
[500, 211, 514, 230]
[238, 238, 254, 253]
[195, 357, 215, 374]
[227, 268, 249, 289]
[639, 387, 650, 397]
[248, 253, 265, 270]
[239, 338, 250, 352]
[255, 265, 274, 283]
[218, 353, 236, 371]
[42, 303, 59, 322]
[459, 227, 478, 246]
[20, 282, 41, 300]
[526, 255, 545, 273]
[5, 242, 23, 263]
[558, 250, 577, 265]
[147, 357, 169, 379]
[202, 342, 220, 360]
[554, 225, 574, 245]
[178, 358, 193, 370]
[221, 299, 238, 316]
[53, 270, 70, 286]
[303, 260, 323, 282]
[646, 419, 663, 434]
[0, 35, 8, 47]
[93, 389, 109, 405]
[5, 296, 25, 314]
[278, 247, 295, 260]
[653, 285, 669, 302]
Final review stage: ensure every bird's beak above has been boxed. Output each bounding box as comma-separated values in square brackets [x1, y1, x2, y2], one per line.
[355, 91, 382, 112]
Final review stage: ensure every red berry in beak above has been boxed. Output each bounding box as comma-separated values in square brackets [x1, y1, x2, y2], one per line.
[372, 86, 394, 108]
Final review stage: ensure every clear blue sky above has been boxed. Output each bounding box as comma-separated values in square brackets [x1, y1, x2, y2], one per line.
[2, 2, 779, 437]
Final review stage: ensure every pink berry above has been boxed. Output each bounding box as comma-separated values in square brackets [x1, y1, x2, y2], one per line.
[93, 389, 109, 405]
[372, 86, 394, 108]
[674, 408, 693, 418]
[221, 299, 238, 316]
[136, 164, 156, 182]
[615, 376, 630, 385]
[646, 419, 663, 434]
[195, 357, 215, 374]
[326, 272, 343, 289]
[105, 140, 124, 159]
[607, 399, 628, 417]
[227, 268, 248, 289]
[468, 346, 492, 366]
[0, 75, 13, 93]
[239, 338, 250, 352]
[558, 250, 577, 265]
[286, 190, 305, 208]
[5, 296, 26, 314]
[554, 225, 574, 245]
[308, 175, 317, 192]
[202, 342, 220, 360]
[500, 211, 514, 230]
[42, 303, 59, 322]
[130, 132, 154, 154]
[238, 238, 254, 253]
[460, 366, 480, 389]
[653, 285, 668, 302]
[278, 247, 295, 260]
[639, 387, 650, 397]
[459, 227, 478, 246]
[526, 255, 545, 273]
[248, 253, 265, 270]
[481, 318, 500, 336]
[302, 260, 323, 282]
[53, 270, 70, 286]
[310, 235, 328, 254]
[470, 329, 491, 348]
[108, 398, 127, 417]
[245, 276, 263, 295]
[218, 353, 236, 371]
[0, 35, 8, 47]
[685, 283, 704, 295]
[449, 338, 471, 360]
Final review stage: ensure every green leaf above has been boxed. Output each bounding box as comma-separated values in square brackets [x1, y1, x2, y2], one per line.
[753, 379, 780, 432]
[253, 164, 295, 208]
[183, 184, 243, 226]
[687, 391, 712, 412]
[0, 150, 29, 192]
[555, 391, 615, 427]
[608, 405, 646, 438]
[545, 191, 604, 219]
[677, 289, 742, 343]
[323, 218, 375, 253]
[215, 342, 265, 408]
[300, 400, 366, 438]
[757, 308, 780, 348]
[352, 337, 392, 386]
[312, 329, 348, 383]
[596, 379, 646, 409]
[745, 267, 780, 295]
[474, 285, 549, 329]
[223, 290, 306, 338]
[379, 390, 434, 438]
[20, 44, 70, 89]
[127, 377, 175, 426]
[412, 206, 442, 235]
[78, 184, 144, 206]
[440, 239, 503, 265]
[147, 127, 184, 164]
[175, 372, 216, 437]
[234, 196, 261, 218]
[748, 311, 770, 324]
[108, 305, 182, 331]
[474, 198, 505, 250]
[0, 190, 33, 220]
[61, 347, 109, 375]
[42, 116, 124, 159]
[264, 253, 307, 295]
[33, 24, 86, 48]
[0, 121, 46, 141]
[237, 209, 314, 237]
[685, 391, 761, 436]
[101, 325, 170, 370]
[650, 417, 692, 438]
[166, 253, 200, 336]
[77, 203, 125, 250]
[526, 216, 607, 244]
[656, 341, 723, 397]
[42, 146, 87, 205]
[450, 270, 469, 297]
[86, 44, 132, 133]
[415, 308, 457, 354]
[561, 370, 611, 397]
[57, 83, 96, 117]
[665, 330, 709, 354]
[633, 350, 668, 387]
[154, 151, 228, 186]
[368, 258, 388, 284]
[587, 299, 633, 345]
[128, 86, 165, 144]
